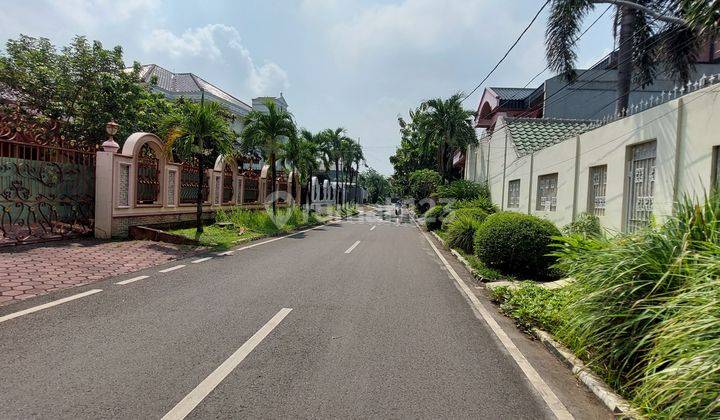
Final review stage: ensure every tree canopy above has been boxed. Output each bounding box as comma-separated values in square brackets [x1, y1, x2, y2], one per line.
[0, 35, 177, 147]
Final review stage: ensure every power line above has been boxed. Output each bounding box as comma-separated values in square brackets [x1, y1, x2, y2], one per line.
[461, 0, 551, 102]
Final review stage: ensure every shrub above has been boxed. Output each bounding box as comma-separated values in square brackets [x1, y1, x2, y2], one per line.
[562, 213, 602, 238]
[424, 205, 447, 231]
[474, 212, 561, 277]
[437, 180, 489, 202]
[451, 196, 498, 214]
[441, 210, 457, 230]
[409, 169, 442, 211]
[446, 215, 483, 253]
[552, 192, 720, 418]
[453, 207, 488, 223]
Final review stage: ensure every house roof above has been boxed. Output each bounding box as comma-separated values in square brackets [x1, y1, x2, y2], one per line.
[505, 117, 600, 156]
[488, 87, 536, 100]
[137, 64, 252, 112]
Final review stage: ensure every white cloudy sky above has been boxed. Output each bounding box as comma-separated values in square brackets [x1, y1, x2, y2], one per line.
[0, 0, 614, 174]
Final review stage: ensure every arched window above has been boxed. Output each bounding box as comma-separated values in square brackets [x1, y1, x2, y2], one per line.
[136, 143, 160, 205]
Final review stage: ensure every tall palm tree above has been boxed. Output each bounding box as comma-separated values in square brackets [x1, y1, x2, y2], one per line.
[240, 101, 297, 215]
[164, 101, 235, 234]
[320, 127, 352, 207]
[346, 139, 364, 204]
[421, 93, 477, 181]
[546, 1, 702, 116]
[295, 129, 322, 208]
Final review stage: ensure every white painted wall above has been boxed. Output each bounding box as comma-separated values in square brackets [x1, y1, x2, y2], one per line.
[466, 83, 720, 233]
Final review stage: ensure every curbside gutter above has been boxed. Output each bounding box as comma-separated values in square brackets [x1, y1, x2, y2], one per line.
[428, 227, 641, 419]
[532, 329, 641, 419]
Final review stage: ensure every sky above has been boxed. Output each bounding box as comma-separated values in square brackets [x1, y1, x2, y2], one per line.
[0, 0, 615, 175]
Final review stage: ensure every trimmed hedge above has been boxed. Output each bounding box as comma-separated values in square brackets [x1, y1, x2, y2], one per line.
[474, 212, 560, 276]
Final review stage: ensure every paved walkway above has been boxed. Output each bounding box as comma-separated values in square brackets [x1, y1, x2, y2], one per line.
[0, 239, 202, 307]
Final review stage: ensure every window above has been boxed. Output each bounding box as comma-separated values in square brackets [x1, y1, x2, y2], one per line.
[588, 165, 607, 216]
[507, 179, 520, 208]
[625, 141, 656, 232]
[536, 173, 558, 211]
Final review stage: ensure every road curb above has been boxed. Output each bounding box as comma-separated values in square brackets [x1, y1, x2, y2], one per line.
[531, 329, 641, 419]
[429, 228, 640, 419]
[429, 231, 485, 282]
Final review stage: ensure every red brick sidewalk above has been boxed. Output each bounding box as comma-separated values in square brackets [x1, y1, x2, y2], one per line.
[0, 239, 203, 307]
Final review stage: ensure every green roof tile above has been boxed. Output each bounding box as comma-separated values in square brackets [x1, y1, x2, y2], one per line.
[505, 117, 600, 156]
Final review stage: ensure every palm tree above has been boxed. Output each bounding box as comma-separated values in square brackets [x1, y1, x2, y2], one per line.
[240, 101, 297, 215]
[346, 139, 364, 204]
[164, 101, 235, 234]
[545, 1, 702, 116]
[296, 129, 322, 208]
[421, 93, 477, 181]
[320, 127, 352, 208]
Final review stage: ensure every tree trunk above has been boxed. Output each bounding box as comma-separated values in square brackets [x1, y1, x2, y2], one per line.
[270, 153, 277, 216]
[307, 175, 313, 209]
[335, 158, 340, 208]
[196, 154, 204, 234]
[616, 5, 635, 116]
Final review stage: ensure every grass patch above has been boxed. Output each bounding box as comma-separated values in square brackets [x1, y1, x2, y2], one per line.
[171, 206, 321, 249]
[488, 282, 570, 333]
[171, 226, 262, 250]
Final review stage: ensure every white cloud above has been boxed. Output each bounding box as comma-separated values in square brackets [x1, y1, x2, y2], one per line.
[142, 24, 289, 97]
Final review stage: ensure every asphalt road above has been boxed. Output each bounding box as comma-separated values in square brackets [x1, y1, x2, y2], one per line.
[0, 207, 611, 419]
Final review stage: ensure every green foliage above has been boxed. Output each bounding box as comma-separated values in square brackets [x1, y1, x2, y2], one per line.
[441, 210, 457, 230]
[359, 169, 392, 203]
[0, 35, 177, 146]
[450, 196, 498, 214]
[420, 93, 478, 180]
[552, 193, 720, 418]
[390, 105, 439, 195]
[562, 213, 602, 238]
[489, 282, 570, 333]
[437, 180, 489, 202]
[409, 169, 442, 209]
[446, 215, 484, 254]
[424, 205, 447, 231]
[474, 212, 561, 277]
[295, 129, 322, 190]
[163, 101, 235, 165]
[461, 252, 505, 281]
[453, 207, 488, 223]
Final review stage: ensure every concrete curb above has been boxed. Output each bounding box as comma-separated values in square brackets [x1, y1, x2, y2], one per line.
[532, 329, 641, 419]
[429, 231, 486, 282]
[429, 228, 640, 419]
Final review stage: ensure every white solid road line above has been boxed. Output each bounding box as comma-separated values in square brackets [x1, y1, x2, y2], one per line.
[370, 225, 376, 231]
[344, 240, 361, 254]
[161, 308, 293, 420]
[0, 289, 103, 324]
[159, 265, 186, 273]
[115, 275, 150, 285]
[417, 223, 573, 420]
[191, 257, 213, 264]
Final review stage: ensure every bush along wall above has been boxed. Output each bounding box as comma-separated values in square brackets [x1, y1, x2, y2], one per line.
[474, 212, 561, 279]
[551, 193, 720, 418]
